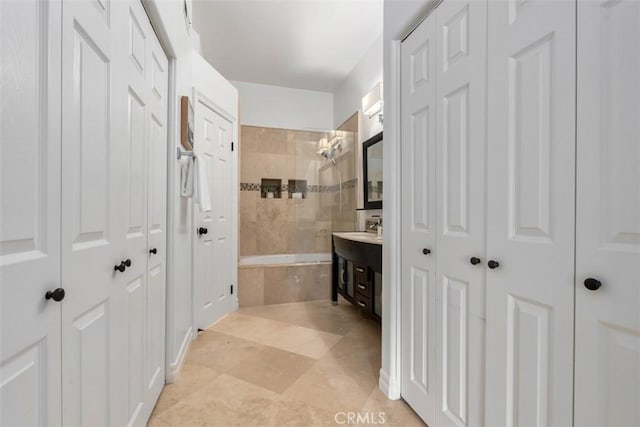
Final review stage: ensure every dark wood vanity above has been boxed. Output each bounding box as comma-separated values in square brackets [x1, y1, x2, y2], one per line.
[331, 233, 382, 321]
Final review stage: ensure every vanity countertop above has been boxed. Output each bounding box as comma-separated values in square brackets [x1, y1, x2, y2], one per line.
[332, 231, 383, 246]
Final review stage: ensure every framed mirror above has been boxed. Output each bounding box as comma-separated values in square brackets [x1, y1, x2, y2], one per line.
[363, 131, 383, 209]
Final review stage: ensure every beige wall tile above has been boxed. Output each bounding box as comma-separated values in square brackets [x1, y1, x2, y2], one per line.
[256, 199, 288, 254]
[238, 267, 264, 307]
[239, 221, 257, 256]
[239, 190, 258, 224]
[240, 125, 259, 153]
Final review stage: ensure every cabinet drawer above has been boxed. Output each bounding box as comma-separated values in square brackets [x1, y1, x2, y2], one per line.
[354, 294, 371, 312]
[354, 265, 369, 282]
[355, 280, 372, 296]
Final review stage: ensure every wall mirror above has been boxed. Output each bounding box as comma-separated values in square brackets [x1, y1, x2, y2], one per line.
[363, 131, 383, 209]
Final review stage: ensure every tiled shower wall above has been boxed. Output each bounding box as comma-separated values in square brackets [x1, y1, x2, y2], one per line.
[239, 126, 333, 256]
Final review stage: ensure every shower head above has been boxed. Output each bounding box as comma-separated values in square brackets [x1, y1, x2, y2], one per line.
[317, 135, 342, 164]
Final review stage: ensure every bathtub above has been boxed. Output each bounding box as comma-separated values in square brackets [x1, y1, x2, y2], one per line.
[238, 253, 332, 306]
[239, 252, 331, 267]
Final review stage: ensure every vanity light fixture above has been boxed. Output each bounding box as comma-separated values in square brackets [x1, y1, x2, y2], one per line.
[362, 82, 383, 123]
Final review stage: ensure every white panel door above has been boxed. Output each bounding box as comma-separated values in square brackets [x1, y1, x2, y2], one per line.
[434, 1, 487, 426]
[575, 1, 640, 425]
[0, 1, 62, 426]
[400, 12, 437, 424]
[144, 16, 168, 422]
[193, 98, 236, 330]
[485, 1, 576, 426]
[122, 2, 150, 424]
[60, 0, 129, 425]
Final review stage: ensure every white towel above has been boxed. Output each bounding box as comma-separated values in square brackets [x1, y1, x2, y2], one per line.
[194, 155, 212, 213]
[180, 156, 194, 198]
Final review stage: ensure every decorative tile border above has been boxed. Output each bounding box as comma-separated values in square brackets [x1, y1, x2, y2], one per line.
[240, 178, 358, 193]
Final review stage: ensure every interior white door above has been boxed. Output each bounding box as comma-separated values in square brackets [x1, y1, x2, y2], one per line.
[143, 15, 169, 421]
[121, 1, 168, 425]
[121, 1, 151, 424]
[60, 0, 130, 424]
[485, 1, 576, 426]
[193, 97, 236, 330]
[433, 1, 487, 426]
[575, 1, 640, 425]
[0, 1, 63, 425]
[400, 12, 437, 424]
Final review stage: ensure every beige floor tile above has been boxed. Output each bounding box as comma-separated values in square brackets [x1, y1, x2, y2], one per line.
[361, 388, 426, 427]
[320, 336, 381, 377]
[155, 374, 280, 427]
[258, 397, 339, 426]
[283, 358, 379, 413]
[210, 313, 342, 359]
[225, 345, 315, 393]
[148, 299, 425, 427]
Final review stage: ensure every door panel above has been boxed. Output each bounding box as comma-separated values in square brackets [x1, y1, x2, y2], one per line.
[145, 58, 167, 418]
[61, 0, 129, 424]
[575, 1, 640, 426]
[193, 99, 236, 329]
[400, 13, 437, 424]
[485, 1, 575, 426]
[0, 1, 62, 425]
[434, 1, 487, 426]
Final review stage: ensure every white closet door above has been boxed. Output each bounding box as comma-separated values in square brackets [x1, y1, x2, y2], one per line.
[144, 19, 168, 420]
[122, 1, 151, 424]
[575, 1, 640, 425]
[434, 1, 487, 426]
[485, 1, 575, 426]
[0, 1, 62, 425]
[60, 0, 129, 425]
[193, 97, 236, 329]
[400, 12, 437, 424]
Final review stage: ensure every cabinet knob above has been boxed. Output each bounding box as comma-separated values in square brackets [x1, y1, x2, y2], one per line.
[45, 288, 65, 302]
[114, 262, 126, 272]
[584, 277, 602, 291]
[149, 248, 157, 255]
[469, 257, 481, 265]
[422, 248, 431, 255]
[123, 259, 132, 267]
[487, 260, 500, 269]
[198, 227, 208, 235]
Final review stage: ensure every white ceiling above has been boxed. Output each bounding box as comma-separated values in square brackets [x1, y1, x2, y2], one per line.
[191, 0, 383, 92]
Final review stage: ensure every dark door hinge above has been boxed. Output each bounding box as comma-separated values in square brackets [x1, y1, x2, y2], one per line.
[231, 141, 234, 151]
[230, 284, 234, 295]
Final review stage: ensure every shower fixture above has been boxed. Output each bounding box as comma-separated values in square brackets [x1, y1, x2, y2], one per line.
[316, 135, 343, 164]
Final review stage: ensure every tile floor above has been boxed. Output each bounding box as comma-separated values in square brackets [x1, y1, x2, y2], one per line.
[149, 297, 425, 426]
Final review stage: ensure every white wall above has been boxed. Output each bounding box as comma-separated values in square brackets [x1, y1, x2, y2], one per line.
[333, 34, 383, 137]
[143, 0, 237, 383]
[380, 0, 439, 399]
[232, 81, 334, 131]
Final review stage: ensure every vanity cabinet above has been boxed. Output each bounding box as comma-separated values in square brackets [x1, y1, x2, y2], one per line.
[331, 233, 382, 321]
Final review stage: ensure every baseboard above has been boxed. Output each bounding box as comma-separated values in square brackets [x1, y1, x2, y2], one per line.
[166, 326, 193, 384]
[379, 369, 401, 400]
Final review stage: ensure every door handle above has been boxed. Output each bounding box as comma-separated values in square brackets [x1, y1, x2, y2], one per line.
[487, 260, 500, 269]
[584, 277, 602, 291]
[357, 284, 366, 290]
[149, 248, 157, 255]
[198, 227, 208, 235]
[356, 267, 365, 273]
[123, 259, 131, 267]
[422, 248, 431, 255]
[469, 257, 481, 265]
[114, 262, 126, 272]
[45, 288, 65, 302]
